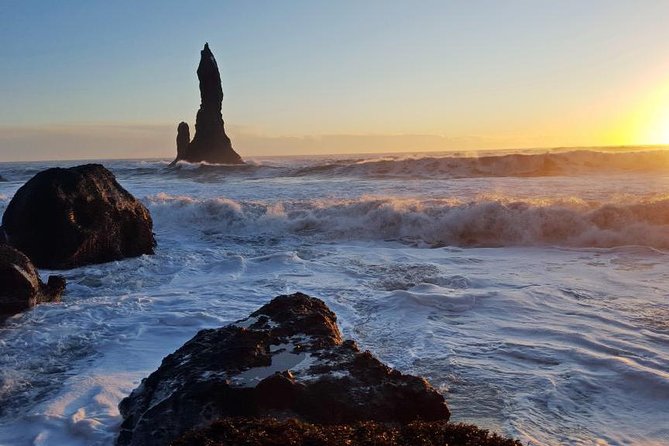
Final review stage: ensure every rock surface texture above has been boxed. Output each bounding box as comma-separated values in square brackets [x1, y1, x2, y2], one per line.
[117, 293, 450, 446]
[174, 418, 522, 446]
[0, 244, 65, 320]
[173, 43, 243, 165]
[1, 164, 156, 269]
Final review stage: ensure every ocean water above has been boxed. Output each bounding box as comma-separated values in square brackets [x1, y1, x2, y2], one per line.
[0, 149, 668, 446]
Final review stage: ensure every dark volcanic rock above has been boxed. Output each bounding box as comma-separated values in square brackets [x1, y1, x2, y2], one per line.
[175, 43, 243, 165]
[117, 293, 449, 446]
[1, 164, 156, 269]
[0, 244, 65, 320]
[176, 122, 190, 160]
[174, 418, 522, 446]
[168, 122, 191, 167]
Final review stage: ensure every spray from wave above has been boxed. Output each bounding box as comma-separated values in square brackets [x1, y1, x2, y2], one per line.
[157, 149, 669, 181]
[146, 193, 669, 249]
[292, 149, 669, 178]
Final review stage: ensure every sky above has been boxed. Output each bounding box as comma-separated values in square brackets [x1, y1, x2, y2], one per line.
[2, 0, 669, 161]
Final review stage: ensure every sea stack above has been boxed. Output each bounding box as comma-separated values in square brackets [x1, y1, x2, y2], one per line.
[175, 122, 190, 161]
[172, 43, 243, 165]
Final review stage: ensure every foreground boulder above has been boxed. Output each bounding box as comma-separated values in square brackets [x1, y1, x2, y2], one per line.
[0, 244, 65, 320]
[171, 43, 244, 165]
[1, 164, 156, 269]
[174, 418, 522, 446]
[117, 293, 450, 446]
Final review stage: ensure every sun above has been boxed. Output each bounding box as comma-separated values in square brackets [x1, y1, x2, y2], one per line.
[637, 78, 669, 146]
[647, 110, 669, 145]
[621, 86, 669, 146]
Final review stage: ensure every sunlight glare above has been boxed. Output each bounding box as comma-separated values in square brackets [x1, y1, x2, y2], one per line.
[633, 82, 669, 145]
[645, 107, 669, 145]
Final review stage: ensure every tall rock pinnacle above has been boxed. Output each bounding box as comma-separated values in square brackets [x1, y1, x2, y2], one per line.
[172, 43, 243, 165]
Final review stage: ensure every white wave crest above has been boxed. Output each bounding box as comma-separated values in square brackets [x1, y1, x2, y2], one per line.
[145, 193, 669, 248]
[292, 150, 669, 179]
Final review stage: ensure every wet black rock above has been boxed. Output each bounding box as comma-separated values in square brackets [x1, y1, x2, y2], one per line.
[1, 164, 156, 269]
[0, 244, 65, 320]
[117, 293, 450, 446]
[170, 122, 191, 167]
[173, 43, 243, 165]
[174, 418, 522, 446]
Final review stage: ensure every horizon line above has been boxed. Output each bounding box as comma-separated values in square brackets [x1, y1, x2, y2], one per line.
[1, 143, 668, 164]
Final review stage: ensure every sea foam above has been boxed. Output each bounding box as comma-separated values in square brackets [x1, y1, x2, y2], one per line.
[161, 149, 669, 180]
[146, 193, 669, 249]
[1, 152, 669, 446]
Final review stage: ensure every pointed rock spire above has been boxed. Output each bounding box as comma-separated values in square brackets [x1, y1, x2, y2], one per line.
[173, 43, 243, 165]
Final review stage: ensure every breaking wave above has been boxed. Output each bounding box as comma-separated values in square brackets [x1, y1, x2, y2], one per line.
[146, 193, 669, 249]
[159, 149, 669, 180]
[2, 149, 669, 183]
[293, 150, 669, 179]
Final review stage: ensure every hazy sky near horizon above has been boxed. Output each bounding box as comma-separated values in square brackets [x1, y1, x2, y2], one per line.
[2, 0, 669, 161]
